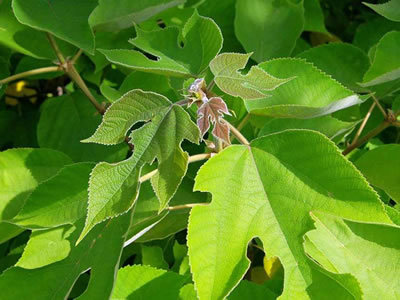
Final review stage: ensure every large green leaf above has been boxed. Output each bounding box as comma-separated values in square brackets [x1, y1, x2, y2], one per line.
[111, 265, 187, 299]
[37, 91, 128, 163]
[0, 148, 72, 222]
[305, 212, 400, 299]
[234, 0, 304, 62]
[78, 90, 199, 242]
[363, 0, 400, 22]
[303, 0, 327, 33]
[0, 0, 75, 59]
[297, 43, 370, 92]
[188, 130, 391, 300]
[361, 31, 400, 87]
[89, 0, 185, 31]
[12, 0, 97, 54]
[355, 144, 400, 203]
[100, 11, 222, 77]
[209, 53, 291, 100]
[13, 163, 95, 229]
[0, 211, 133, 300]
[245, 58, 363, 118]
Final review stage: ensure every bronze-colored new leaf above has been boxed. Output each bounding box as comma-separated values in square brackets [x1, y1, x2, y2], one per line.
[197, 97, 231, 144]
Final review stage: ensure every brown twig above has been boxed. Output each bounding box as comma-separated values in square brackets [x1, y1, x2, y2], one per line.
[0, 66, 60, 85]
[351, 101, 376, 145]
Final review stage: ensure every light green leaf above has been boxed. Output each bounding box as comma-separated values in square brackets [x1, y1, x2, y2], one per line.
[0, 148, 72, 222]
[100, 11, 222, 77]
[89, 0, 185, 31]
[12, 0, 97, 54]
[361, 31, 400, 87]
[13, 163, 95, 229]
[305, 211, 400, 299]
[188, 130, 391, 300]
[0, 211, 133, 300]
[78, 90, 199, 242]
[37, 91, 128, 163]
[179, 283, 198, 300]
[297, 43, 370, 92]
[363, 0, 400, 22]
[245, 58, 363, 118]
[355, 144, 400, 203]
[303, 0, 327, 33]
[111, 265, 187, 300]
[259, 115, 357, 141]
[234, 0, 304, 62]
[16, 225, 75, 269]
[209, 53, 291, 100]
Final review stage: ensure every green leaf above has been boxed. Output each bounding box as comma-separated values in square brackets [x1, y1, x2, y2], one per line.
[361, 31, 400, 87]
[259, 115, 357, 142]
[188, 130, 391, 300]
[141, 245, 169, 269]
[0, 148, 72, 221]
[0, 211, 133, 300]
[305, 211, 400, 299]
[0, 0, 75, 59]
[209, 53, 291, 100]
[111, 265, 187, 300]
[78, 90, 199, 242]
[234, 0, 304, 62]
[13, 163, 95, 229]
[89, 0, 185, 32]
[229, 280, 277, 300]
[355, 144, 400, 203]
[363, 0, 400, 22]
[37, 91, 128, 163]
[297, 43, 370, 92]
[16, 225, 75, 269]
[100, 11, 222, 77]
[303, 0, 327, 33]
[245, 58, 364, 118]
[12, 0, 97, 54]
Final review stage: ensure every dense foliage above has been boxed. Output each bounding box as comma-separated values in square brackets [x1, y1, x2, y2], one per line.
[0, 0, 400, 299]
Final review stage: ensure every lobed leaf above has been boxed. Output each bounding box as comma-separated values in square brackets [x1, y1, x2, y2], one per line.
[245, 58, 364, 118]
[78, 90, 199, 242]
[209, 53, 291, 100]
[100, 10, 223, 77]
[188, 130, 391, 299]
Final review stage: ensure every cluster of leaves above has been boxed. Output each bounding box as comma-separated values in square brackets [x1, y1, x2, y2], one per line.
[0, 0, 400, 299]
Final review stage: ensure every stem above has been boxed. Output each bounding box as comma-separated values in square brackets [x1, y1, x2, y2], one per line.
[46, 33, 65, 64]
[206, 79, 215, 92]
[237, 114, 250, 132]
[71, 49, 83, 64]
[342, 121, 391, 155]
[371, 94, 387, 119]
[351, 101, 376, 145]
[0, 66, 60, 85]
[67, 66, 106, 114]
[225, 120, 249, 145]
[167, 203, 208, 211]
[139, 153, 211, 183]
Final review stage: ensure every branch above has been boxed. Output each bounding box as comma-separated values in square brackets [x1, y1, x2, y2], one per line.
[371, 94, 387, 119]
[46, 33, 65, 64]
[0, 66, 60, 85]
[139, 153, 212, 183]
[342, 121, 391, 155]
[225, 120, 249, 145]
[351, 101, 376, 145]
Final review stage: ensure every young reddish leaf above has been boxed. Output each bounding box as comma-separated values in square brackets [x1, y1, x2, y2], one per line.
[197, 97, 231, 143]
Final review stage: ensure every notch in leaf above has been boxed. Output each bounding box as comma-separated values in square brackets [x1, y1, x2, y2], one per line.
[77, 90, 200, 243]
